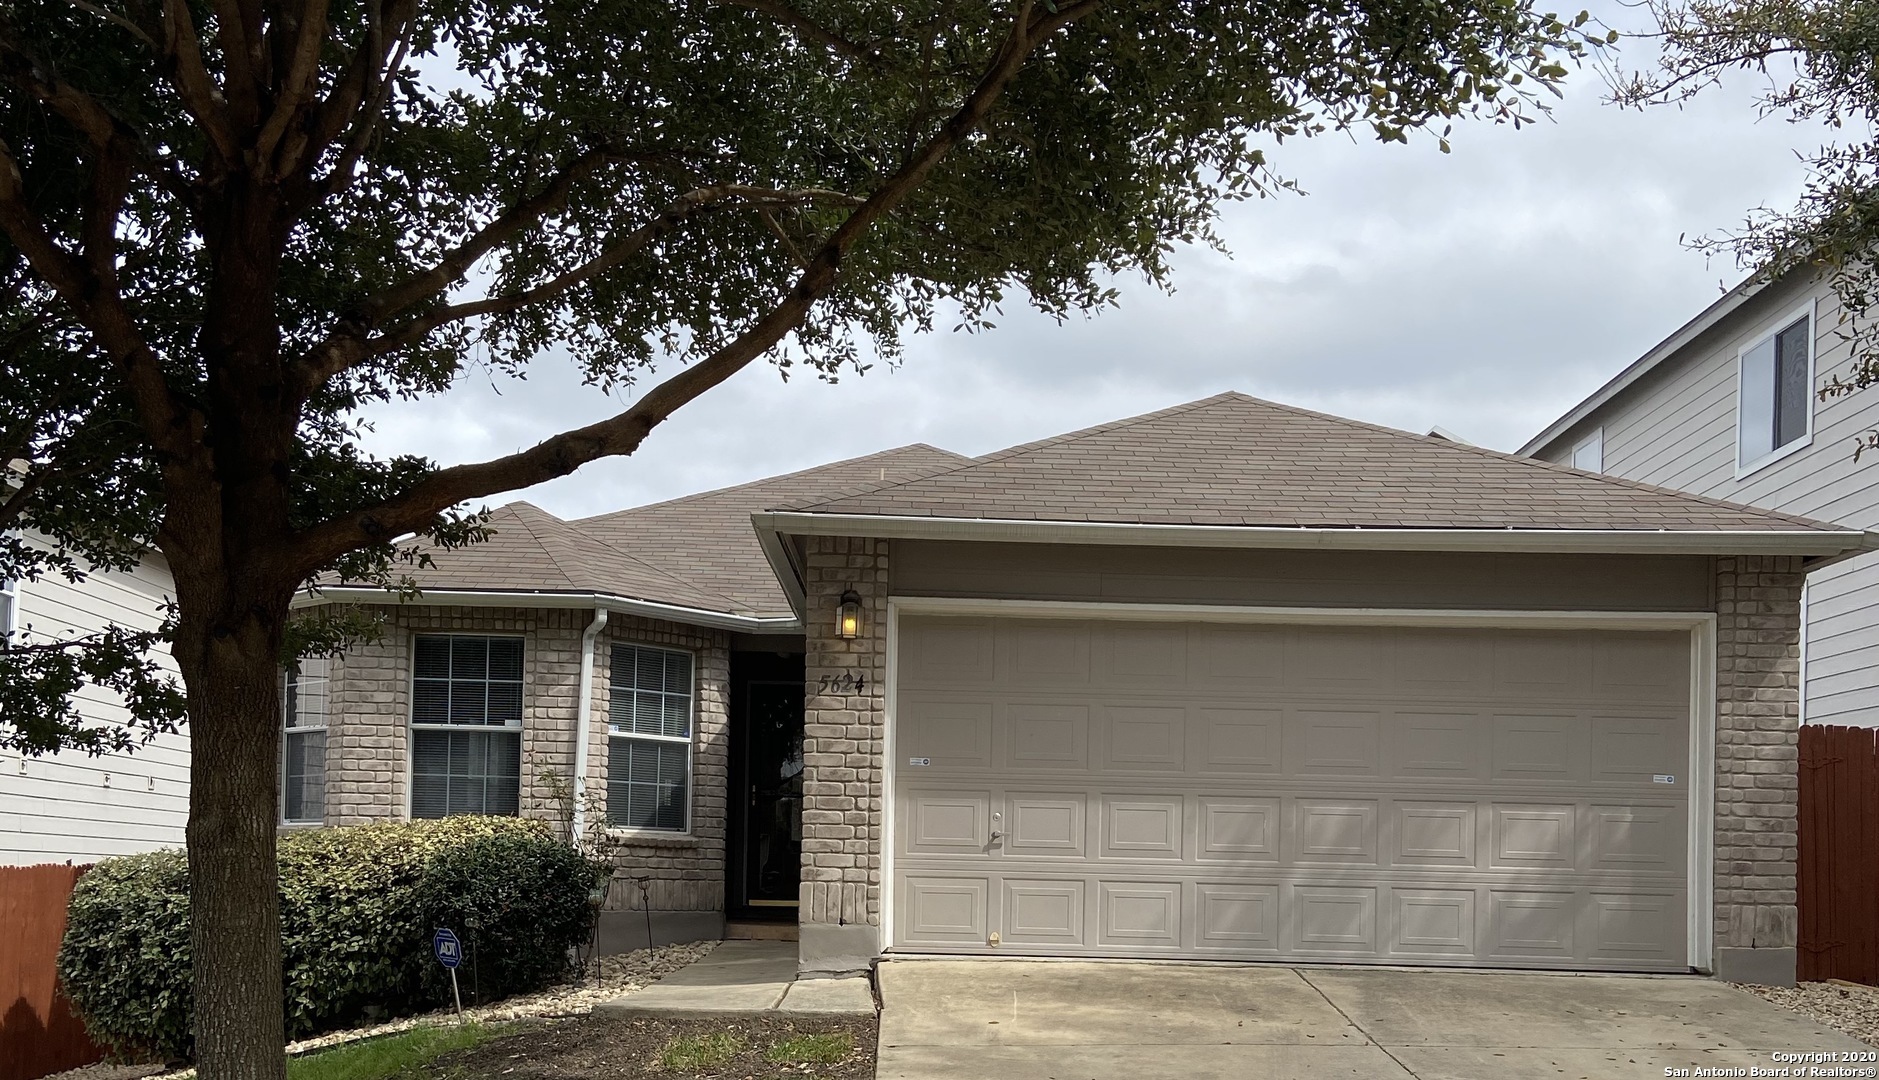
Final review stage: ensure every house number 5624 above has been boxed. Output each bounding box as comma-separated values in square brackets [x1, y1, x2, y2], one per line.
[817, 672, 867, 694]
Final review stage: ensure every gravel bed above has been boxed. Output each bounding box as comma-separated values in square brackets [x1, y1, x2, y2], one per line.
[47, 940, 719, 1080]
[1736, 980, 1879, 1048]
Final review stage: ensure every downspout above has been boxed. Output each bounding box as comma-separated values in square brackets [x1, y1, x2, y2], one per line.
[572, 607, 609, 841]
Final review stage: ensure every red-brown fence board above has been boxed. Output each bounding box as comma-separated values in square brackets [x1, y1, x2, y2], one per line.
[0, 863, 102, 1080]
[1799, 725, 1879, 985]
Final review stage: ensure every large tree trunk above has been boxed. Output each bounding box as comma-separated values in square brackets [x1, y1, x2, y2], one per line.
[174, 595, 290, 1080]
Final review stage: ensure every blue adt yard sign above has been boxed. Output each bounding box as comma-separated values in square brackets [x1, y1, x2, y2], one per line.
[432, 927, 462, 969]
[433, 927, 464, 1019]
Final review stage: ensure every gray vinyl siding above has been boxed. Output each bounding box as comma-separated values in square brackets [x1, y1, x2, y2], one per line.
[1536, 272, 1879, 725]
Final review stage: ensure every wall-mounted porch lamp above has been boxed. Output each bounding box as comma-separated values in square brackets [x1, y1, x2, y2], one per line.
[835, 589, 863, 640]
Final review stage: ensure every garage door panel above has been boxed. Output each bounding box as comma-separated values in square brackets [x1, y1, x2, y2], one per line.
[1291, 885, 1380, 955]
[905, 790, 991, 855]
[1003, 879, 1086, 945]
[1490, 804, 1577, 869]
[1189, 625, 1285, 685]
[1289, 629, 1388, 686]
[1285, 708, 1383, 776]
[901, 876, 989, 946]
[1593, 635, 1689, 702]
[1102, 705, 1187, 771]
[1388, 711, 1485, 780]
[1491, 713, 1588, 781]
[1586, 805, 1682, 872]
[1198, 884, 1281, 950]
[1100, 796, 1184, 860]
[1197, 797, 1280, 861]
[1098, 882, 1184, 949]
[1391, 801, 1478, 867]
[898, 696, 994, 769]
[891, 616, 1692, 972]
[1293, 798, 1380, 865]
[899, 618, 996, 688]
[1005, 792, 1086, 858]
[1487, 889, 1578, 960]
[1190, 707, 1282, 774]
[1007, 622, 1091, 686]
[1591, 715, 1684, 784]
[1006, 703, 1090, 770]
[1388, 888, 1478, 959]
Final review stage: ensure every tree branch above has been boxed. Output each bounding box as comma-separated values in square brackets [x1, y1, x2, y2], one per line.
[712, 0, 874, 61]
[0, 142, 201, 464]
[253, 0, 334, 175]
[157, 0, 241, 166]
[288, 0, 1103, 577]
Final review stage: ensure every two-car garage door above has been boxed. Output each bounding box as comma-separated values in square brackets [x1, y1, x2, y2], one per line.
[890, 615, 1694, 971]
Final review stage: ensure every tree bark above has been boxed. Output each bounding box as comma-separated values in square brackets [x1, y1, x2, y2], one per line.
[173, 589, 289, 1080]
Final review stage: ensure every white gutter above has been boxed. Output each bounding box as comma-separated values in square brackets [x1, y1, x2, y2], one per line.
[753, 510, 1878, 559]
[291, 586, 801, 633]
[571, 607, 607, 842]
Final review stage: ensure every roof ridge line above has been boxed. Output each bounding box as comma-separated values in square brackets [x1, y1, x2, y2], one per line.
[510, 503, 749, 610]
[498, 504, 583, 591]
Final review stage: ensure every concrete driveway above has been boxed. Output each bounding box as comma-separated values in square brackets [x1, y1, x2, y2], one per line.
[875, 960, 1875, 1080]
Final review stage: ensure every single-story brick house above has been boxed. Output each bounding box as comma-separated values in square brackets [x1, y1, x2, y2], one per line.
[292, 392, 1874, 985]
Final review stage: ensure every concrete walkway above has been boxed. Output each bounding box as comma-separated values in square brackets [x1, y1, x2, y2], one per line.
[596, 940, 875, 1017]
[876, 959, 1874, 1079]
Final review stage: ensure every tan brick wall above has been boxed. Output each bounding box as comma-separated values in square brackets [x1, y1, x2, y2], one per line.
[1713, 555, 1805, 957]
[321, 604, 729, 912]
[799, 536, 889, 927]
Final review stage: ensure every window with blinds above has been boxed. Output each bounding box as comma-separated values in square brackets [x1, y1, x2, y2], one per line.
[410, 635, 523, 818]
[607, 643, 692, 831]
[281, 656, 330, 823]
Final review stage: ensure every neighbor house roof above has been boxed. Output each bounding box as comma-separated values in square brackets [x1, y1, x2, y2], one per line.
[774, 393, 1849, 534]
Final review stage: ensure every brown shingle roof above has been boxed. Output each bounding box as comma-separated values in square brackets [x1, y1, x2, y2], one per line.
[574, 444, 973, 616]
[399, 502, 745, 611]
[787, 393, 1841, 532]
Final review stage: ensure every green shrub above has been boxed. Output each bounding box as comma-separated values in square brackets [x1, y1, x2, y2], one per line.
[58, 817, 602, 1062]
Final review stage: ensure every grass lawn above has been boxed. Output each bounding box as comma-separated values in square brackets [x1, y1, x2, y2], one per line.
[286, 1023, 511, 1080]
[412, 1014, 877, 1078]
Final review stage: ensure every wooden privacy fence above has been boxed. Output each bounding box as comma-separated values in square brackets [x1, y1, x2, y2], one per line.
[0, 864, 102, 1080]
[1799, 724, 1879, 985]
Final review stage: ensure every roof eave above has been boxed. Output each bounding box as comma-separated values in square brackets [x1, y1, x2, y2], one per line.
[291, 586, 802, 634]
[754, 511, 1876, 559]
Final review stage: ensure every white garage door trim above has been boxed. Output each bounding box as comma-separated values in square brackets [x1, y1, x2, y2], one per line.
[882, 597, 1718, 972]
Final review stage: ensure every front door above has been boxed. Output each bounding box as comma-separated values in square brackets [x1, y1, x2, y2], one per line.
[740, 679, 805, 909]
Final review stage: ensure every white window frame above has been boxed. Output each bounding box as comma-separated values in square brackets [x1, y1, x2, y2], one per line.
[406, 632, 526, 819]
[1735, 299, 1817, 478]
[606, 641, 695, 836]
[280, 657, 330, 826]
[0, 575, 16, 638]
[1570, 427, 1604, 473]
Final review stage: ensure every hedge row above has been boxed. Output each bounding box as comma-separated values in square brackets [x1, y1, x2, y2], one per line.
[58, 816, 602, 1062]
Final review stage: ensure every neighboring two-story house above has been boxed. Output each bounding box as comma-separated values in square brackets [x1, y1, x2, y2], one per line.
[1523, 269, 1879, 727]
[1, 537, 189, 864]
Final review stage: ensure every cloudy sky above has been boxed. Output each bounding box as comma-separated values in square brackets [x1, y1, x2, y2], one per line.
[359, 5, 1836, 521]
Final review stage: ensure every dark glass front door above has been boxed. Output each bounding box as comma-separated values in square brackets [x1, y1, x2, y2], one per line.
[740, 680, 804, 908]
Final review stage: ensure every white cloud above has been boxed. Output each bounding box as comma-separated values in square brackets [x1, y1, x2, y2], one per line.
[358, 11, 1835, 519]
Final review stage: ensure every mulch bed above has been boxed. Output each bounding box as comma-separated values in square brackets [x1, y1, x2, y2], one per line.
[420, 1013, 878, 1080]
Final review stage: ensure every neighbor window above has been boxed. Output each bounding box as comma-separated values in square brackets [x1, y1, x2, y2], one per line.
[1738, 312, 1813, 469]
[410, 635, 522, 818]
[281, 657, 330, 824]
[1571, 428, 1603, 473]
[0, 576, 15, 640]
[607, 643, 693, 831]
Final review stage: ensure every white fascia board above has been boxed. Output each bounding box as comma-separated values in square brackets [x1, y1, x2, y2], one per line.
[1519, 275, 1767, 458]
[291, 586, 801, 634]
[753, 511, 1877, 559]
